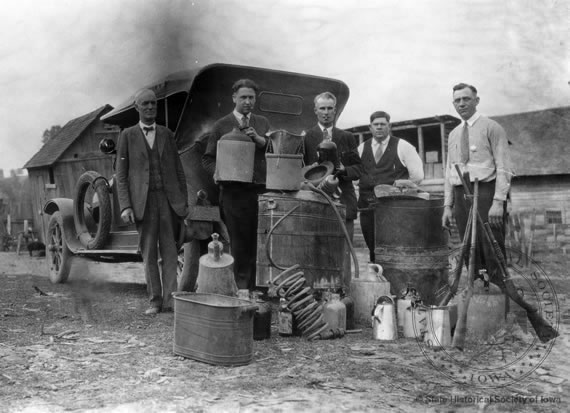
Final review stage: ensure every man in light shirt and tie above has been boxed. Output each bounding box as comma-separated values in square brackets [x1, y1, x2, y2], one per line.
[357, 111, 424, 263]
[116, 89, 188, 314]
[442, 83, 512, 277]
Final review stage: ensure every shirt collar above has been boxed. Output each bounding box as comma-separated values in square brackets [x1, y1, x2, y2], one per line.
[464, 112, 481, 127]
[319, 123, 333, 133]
[139, 121, 156, 130]
[372, 135, 390, 147]
[234, 111, 250, 122]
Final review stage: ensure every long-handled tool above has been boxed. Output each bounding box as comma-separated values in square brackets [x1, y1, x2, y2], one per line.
[452, 179, 479, 350]
[453, 165, 558, 343]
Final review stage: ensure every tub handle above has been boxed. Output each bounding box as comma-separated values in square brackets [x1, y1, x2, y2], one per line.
[239, 304, 259, 314]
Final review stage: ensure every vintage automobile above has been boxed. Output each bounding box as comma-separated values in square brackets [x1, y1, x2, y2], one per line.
[43, 63, 350, 289]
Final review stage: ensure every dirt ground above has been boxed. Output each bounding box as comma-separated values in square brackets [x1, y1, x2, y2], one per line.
[1, 249, 569, 413]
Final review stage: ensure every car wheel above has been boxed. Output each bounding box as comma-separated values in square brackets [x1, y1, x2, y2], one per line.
[47, 212, 73, 283]
[74, 171, 112, 249]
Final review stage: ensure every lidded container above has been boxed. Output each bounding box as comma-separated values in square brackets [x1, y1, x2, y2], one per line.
[214, 128, 255, 183]
[323, 292, 346, 330]
[195, 233, 238, 296]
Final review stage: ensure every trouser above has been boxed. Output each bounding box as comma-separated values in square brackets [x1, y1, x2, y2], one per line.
[220, 184, 263, 290]
[453, 180, 507, 279]
[137, 189, 179, 309]
[343, 219, 355, 288]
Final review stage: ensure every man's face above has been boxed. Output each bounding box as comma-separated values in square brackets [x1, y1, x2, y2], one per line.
[314, 98, 336, 128]
[452, 87, 479, 120]
[135, 90, 157, 124]
[369, 117, 390, 141]
[233, 87, 256, 115]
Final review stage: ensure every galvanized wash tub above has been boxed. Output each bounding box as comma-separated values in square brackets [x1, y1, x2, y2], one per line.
[173, 292, 258, 366]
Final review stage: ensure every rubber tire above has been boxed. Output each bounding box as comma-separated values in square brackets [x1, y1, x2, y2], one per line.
[74, 171, 112, 250]
[47, 212, 73, 283]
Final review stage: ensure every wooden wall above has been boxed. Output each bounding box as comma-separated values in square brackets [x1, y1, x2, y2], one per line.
[28, 121, 118, 242]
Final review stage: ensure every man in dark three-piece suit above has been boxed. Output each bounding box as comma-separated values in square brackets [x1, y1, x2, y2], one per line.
[202, 79, 271, 290]
[116, 89, 188, 314]
[303, 91, 363, 286]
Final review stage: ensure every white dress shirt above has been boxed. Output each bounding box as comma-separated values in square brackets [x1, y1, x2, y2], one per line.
[139, 121, 156, 148]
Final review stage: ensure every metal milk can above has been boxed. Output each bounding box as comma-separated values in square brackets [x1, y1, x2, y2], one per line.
[372, 296, 398, 341]
[397, 285, 425, 338]
[350, 263, 391, 327]
[423, 305, 452, 347]
[195, 233, 238, 296]
[214, 128, 255, 183]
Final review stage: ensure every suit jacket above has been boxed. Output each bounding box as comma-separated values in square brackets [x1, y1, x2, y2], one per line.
[116, 124, 188, 221]
[202, 113, 271, 185]
[303, 125, 362, 220]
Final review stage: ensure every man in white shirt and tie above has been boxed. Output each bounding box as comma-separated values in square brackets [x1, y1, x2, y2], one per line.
[357, 110, 424, 262]
[442, 83, 512, 279]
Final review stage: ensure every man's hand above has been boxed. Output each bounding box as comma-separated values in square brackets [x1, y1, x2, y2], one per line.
[121, 208, 135, 224]
[442, 206, 453, 230]
[242, 127, 265, 147]
[488, 200, 504, 227]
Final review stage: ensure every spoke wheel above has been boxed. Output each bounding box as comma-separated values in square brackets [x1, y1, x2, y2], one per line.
[46, 212, 73, 283]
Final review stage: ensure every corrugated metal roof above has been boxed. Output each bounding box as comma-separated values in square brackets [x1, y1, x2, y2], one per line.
[490, 106, 570, 177]
[24, 105, 113, 169]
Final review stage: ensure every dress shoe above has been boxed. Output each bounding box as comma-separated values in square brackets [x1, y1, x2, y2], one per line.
[144, 306, 161, 315]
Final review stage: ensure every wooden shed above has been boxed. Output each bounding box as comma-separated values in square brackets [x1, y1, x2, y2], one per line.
[492, 107, 570, 253]
[23, 105, 119, 242]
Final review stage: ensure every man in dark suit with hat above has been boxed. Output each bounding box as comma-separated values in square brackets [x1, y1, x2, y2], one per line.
[116, 88, 188, 314]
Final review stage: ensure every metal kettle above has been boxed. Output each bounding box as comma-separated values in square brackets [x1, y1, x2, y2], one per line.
[195, 233, 238, 296]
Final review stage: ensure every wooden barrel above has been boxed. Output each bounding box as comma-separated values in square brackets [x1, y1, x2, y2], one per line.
[256, 191, 346, 289]
[373, 197, 449, 305]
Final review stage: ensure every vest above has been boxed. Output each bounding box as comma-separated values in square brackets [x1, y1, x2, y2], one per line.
[145, 138, 164, 191]
[359, 136, 408, 192]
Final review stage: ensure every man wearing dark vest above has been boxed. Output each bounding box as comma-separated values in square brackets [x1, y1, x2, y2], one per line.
[116, 89, 188, 315]
[357, 111, 424, 263]
[202, 79, 271, 290]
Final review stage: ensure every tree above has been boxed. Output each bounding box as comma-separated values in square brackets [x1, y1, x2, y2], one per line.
[42, 125, 62, 144]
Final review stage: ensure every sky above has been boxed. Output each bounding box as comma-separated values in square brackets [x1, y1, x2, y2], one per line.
[1, 0, 568, 173]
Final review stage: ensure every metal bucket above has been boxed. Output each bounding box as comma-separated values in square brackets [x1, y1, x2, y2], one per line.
[173, 292, 258, 366]
[373, 197, 449, 305]
[266, 154, 303, 191]
[256, 190, 346, 289]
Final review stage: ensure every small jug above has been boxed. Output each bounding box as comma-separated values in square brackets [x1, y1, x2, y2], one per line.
[372, 296, 397, 341]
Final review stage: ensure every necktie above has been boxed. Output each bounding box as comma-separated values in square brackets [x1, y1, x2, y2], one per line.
[143, 126, 154, 136]
[459, 122, 469, 164]
[241, 116, 249, 128]
[323, 128, 331, 142]
[374, 143, 384, 163]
